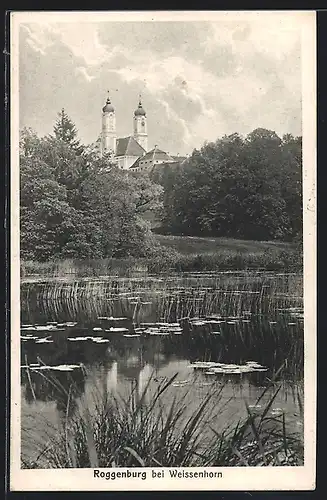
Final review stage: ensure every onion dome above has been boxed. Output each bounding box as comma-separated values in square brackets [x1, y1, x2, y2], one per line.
[134, 98, 146, 117]
[102, 96, 114, 113]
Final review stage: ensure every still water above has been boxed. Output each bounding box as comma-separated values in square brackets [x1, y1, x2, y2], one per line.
[20, 271, 304, 465]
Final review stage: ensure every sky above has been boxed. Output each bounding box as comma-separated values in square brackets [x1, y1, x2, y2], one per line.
[18, 12, 303, 156]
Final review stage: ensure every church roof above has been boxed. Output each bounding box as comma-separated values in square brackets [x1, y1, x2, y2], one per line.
[141, 146, 175, 163]
[116, 136, 146, 157]
[130, 156, 142, 169]
[129, 146, 176, 169]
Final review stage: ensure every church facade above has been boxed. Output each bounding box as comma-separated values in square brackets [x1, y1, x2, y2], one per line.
[99, 94, 186, 171]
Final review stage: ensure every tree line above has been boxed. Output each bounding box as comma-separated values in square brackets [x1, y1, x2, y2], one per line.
[20, 110, 302, 262]
[151, 129, 302, 242]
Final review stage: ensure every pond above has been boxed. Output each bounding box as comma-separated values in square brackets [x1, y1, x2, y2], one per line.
[20, 270, 304, 467]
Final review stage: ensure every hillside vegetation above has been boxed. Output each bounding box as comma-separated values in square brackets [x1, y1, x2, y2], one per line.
[156, 234, 296, 255]
[20, 109, 302, 267]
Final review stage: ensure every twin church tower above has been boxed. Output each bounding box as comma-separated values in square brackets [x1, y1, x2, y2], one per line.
[101, 93, 148, 156]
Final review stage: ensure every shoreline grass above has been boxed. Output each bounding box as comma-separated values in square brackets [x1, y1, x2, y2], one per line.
[21, 247, 302, 280]
[21, 371, 304, 469]
[155, 234, 299, 254]
[20, 235, 302, 280]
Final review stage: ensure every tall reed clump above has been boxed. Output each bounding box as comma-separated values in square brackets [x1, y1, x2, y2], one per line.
[21, 372, 304, 469]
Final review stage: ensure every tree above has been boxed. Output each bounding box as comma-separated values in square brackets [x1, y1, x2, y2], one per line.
[53, 108, 82, 151]
[161, 129, 302, 241]
[20, 150, 72, 260]
[19, 122, 163, 261]
[150, 163, 182, 231]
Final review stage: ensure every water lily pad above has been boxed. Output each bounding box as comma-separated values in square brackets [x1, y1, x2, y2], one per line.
[56, 322, 77, 328]
[98, 316, 128, 321]
[148, 331, 171, 336]
[67, 336, 91, 341]
[105, 327, 129, 333]
[134, 328, 146, 334]
[34, 325, 55, 331]
[141, 322, 180, 327]
[246, 361, 265, 368]
[190, 321, 207, 326]
[189, 361, 222, 369]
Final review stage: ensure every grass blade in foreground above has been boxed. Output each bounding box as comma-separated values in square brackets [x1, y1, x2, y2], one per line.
[22, 369, 304, 468]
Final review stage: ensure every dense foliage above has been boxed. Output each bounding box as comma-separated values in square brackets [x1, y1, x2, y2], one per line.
[20, 110, 162, 261]
[151, 129, 302, 241]
[20, 113, 302, 261]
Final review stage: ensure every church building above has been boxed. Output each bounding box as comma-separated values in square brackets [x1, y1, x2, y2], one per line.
[99, 94, 186, 171]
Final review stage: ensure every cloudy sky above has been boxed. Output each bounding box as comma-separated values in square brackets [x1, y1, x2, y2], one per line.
[17, 12, 303, 156]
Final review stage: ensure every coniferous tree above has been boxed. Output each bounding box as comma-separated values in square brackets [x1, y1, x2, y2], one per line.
[53, 108, 82, 151]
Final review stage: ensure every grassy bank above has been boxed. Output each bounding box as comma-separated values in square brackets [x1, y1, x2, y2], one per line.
[155, 234, 298, 255]
[22, 372, 304, 468]
[21, 236, 302, 279]
[153, 235, 302, 272]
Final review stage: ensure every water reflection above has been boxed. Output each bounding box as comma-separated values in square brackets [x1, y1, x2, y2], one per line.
[21, 271, 304, 463]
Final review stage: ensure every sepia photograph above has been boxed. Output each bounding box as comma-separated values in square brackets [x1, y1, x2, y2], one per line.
[10, 10, 316, 491]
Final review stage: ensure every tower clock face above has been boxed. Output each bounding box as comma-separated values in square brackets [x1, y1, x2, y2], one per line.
[141, 120, 145, 127]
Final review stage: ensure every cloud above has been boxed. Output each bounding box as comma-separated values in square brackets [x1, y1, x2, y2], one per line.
[21, 23, 59, 54]
[206, 18, 300, 61]
[19, 17, 303, 155]
[75, 66, 96, 82]
[157, 97, 192, 147]
[21, 22, 110, 66]
[58, 23, 109, 66]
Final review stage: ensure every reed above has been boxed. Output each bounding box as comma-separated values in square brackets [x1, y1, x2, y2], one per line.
[21, 370, 304, 468]
[21, 271, 303, 379]
[21, 239, 302, 281]
[205, 385, 304, 466]
[148, 247, 302, 273]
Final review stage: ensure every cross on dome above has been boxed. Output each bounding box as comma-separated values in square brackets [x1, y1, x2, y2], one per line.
[102, 91, 115, 113]
[134, 95, 146, 116]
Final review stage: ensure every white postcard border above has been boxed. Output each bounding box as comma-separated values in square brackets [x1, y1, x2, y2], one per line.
[10, 10, 316, 491]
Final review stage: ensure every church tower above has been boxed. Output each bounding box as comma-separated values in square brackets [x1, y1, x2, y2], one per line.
[101, 93, 116, 155]
[133, 96, 148, 152]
